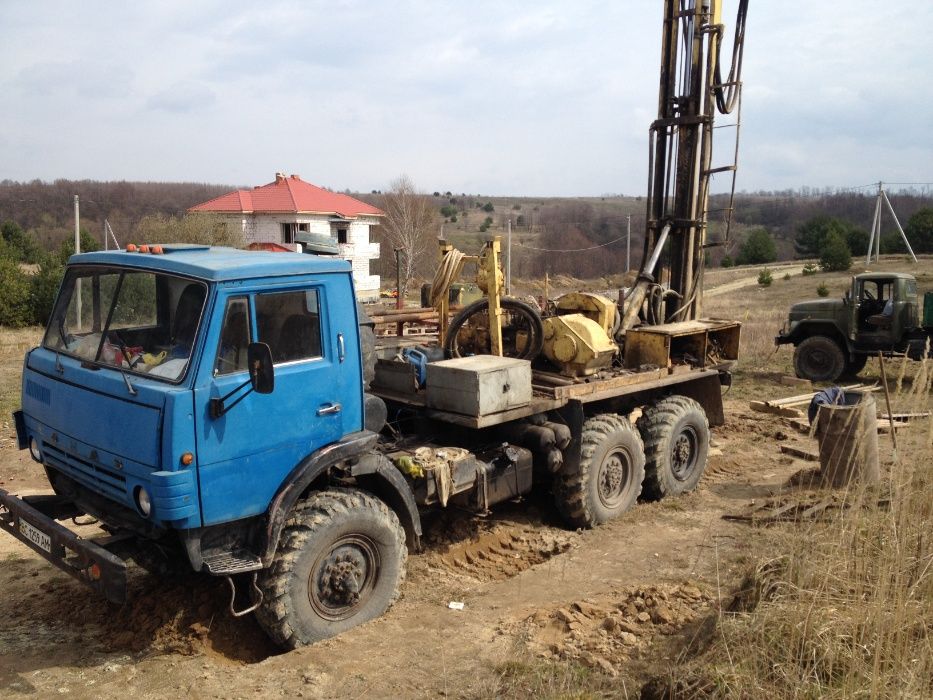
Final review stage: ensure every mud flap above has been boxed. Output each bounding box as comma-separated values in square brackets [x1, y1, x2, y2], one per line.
[0, 488, 127, 603]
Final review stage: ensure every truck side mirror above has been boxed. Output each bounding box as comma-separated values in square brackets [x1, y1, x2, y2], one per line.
[248, 342, 275, 394]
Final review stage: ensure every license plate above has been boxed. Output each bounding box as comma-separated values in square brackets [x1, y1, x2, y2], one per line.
[19, 518, 52, 553]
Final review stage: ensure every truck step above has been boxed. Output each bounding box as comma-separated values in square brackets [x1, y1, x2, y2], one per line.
[202, 550, 262, 575]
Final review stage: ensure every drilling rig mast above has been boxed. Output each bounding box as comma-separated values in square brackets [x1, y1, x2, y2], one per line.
[623, 0, 748, 330]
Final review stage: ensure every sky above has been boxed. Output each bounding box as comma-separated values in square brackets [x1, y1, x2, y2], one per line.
[1, 1, 930, 197]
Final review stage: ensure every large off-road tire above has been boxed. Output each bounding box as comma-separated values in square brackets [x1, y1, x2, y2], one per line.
[357, 304, 376, 389]
[637, 396, 710, 500]
[793, 335, 846, 382]
[256, 488, 407, 649]
[554, 413, 645, 529]
[844, 353, 868, 377]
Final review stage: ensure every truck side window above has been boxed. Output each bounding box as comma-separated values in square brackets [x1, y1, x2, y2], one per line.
[256, 289, 322, 364]
[214, 298, 251, 375]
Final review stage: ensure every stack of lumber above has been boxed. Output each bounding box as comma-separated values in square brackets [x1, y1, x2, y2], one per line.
[749, 383, 879, 419]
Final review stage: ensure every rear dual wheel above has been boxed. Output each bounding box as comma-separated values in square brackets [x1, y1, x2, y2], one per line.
[554, 413, 645, 528]
[637, 396, 710, 500]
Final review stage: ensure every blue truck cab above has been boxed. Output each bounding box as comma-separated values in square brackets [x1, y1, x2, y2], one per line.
[2, 245, 419, 646]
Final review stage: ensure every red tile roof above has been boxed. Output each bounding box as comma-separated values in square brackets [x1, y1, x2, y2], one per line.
[189, 173, 383, 218]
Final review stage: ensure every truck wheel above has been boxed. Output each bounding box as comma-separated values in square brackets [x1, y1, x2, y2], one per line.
[844, 353, 868, 377]
[793, 336, 845, 382]
[357, 304, 376, 389]
[554, 414, 645, 528]
[637, 396, 710, 500]
[256, 488, 407, 648]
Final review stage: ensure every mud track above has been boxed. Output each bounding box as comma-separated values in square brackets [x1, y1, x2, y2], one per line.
[0, 398, 805, 697]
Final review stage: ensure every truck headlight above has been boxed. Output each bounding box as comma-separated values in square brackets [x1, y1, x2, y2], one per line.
[29, 437, 42, 462]
[134, 486, 152, 517]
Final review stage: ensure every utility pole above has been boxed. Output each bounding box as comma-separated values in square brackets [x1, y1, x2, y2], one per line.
[74, 195, 82, 329]
[626, 215, 631, 271]
[506, 218, 512, 294]
[865, 182, 917, 264]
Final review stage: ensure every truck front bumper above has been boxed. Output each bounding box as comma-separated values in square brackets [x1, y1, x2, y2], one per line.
[0, 488, 127, 604]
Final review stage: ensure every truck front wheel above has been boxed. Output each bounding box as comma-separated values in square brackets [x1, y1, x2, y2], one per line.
[256, 488, 407, 648]
[554, 413, 645, 528]
[637, 396, 710, 500]
[794, 335, 846, 382]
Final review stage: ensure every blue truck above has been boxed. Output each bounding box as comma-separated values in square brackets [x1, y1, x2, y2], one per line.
[0, 0, 754, 646]
[0, 244, 737, 647]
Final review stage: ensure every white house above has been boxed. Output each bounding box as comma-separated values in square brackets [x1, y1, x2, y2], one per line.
[189, 173, 382, 301]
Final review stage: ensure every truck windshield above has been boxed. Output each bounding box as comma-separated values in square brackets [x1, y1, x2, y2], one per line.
[42, 266, 207, 382]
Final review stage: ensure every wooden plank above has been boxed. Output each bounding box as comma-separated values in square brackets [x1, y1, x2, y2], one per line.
[750, 401, 805, 418]
[880, 412, 931, 421]
[768, 383, 870, 407]
[574, 368, 720, 405]
[780, 376, 812, 388]
[555, 368, 665, 400]
[779, 444, 819, 461]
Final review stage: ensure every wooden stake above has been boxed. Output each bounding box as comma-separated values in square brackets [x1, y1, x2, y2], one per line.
[878, 351, 897, 459]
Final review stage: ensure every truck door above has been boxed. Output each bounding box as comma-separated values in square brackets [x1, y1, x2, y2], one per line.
[194, 282, 351, 525]
[848, 277, 859, 341]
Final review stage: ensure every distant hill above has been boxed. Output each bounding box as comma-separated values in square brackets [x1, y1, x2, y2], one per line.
[1, 179, 930, 273]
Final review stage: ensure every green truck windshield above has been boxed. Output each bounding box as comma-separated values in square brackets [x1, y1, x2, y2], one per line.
[43, 266, 207, 382]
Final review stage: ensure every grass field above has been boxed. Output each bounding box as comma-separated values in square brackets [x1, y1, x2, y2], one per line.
[1, 255, 930, 697]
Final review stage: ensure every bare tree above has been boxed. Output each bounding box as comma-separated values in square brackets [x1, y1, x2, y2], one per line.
[135, 213, 244, 248]
[380, 175, 436, 300]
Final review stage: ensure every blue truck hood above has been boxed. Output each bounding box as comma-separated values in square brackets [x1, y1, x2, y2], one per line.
[23, 347, 163, 467]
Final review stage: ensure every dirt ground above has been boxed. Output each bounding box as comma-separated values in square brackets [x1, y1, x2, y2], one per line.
[1, 258, 929, 698]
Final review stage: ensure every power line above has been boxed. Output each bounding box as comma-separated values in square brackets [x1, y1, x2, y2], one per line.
[518, 234, 628, 253]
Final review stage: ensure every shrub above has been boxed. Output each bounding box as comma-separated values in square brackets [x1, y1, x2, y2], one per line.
[720, 255, 734, 268]
[30, 257, 65, 325]
[757, 268, 773, 287]
[783, 272, 791, 281]
[819, 231, 852, 272]
[0, 258, 33, 327]
[737, 228, 777, 265]
[483, 202, 495, 213]
[802, 262, 818, 276]
[816, 283, 829, 297]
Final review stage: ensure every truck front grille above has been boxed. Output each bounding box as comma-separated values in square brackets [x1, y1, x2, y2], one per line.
[42, 442, 127, 501]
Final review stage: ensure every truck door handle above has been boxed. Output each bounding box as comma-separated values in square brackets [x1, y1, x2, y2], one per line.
[337, 333, 346, 362]
[317, 403, 342, 416]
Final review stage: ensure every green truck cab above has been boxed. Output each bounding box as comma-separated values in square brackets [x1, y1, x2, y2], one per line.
[776, 272, 933, 382]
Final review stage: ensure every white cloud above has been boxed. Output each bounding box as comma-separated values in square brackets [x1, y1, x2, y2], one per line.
[0, 1, 930, 195]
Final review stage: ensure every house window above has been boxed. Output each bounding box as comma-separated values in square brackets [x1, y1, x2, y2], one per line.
[283, 223, 310, 244]
[337, 228, 348, 244]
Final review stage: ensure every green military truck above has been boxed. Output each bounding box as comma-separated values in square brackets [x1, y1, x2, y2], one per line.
[776, 272, 933, 382]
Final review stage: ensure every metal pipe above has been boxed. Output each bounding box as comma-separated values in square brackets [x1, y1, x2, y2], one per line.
[620, 223, 671, 333]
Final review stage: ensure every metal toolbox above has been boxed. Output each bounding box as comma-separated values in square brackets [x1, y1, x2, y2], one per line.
[426, 356, 532, 417]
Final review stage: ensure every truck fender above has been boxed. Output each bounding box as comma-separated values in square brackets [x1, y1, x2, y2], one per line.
[350, 453, 422, 552]
[788, 321, 850, 352]
[260, 430, 379, 565]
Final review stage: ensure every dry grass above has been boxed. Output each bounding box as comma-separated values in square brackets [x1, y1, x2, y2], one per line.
[653, 357, 933, 698]
[0, 326, 42, 423]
